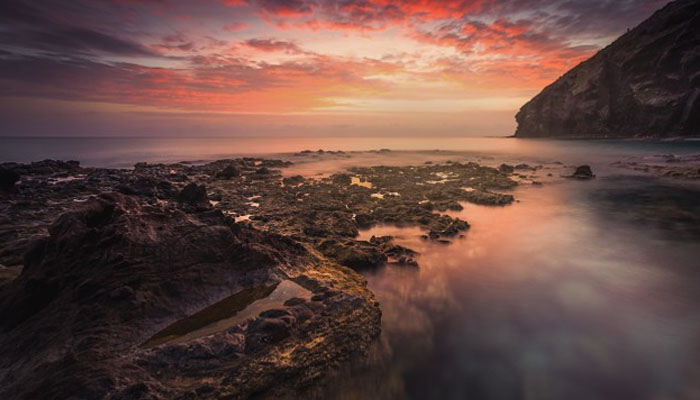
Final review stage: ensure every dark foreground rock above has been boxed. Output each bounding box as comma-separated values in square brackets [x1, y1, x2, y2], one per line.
[515, 0, 700, 138]
[0, 167, 20, 190]
[0, 193, 380, 399]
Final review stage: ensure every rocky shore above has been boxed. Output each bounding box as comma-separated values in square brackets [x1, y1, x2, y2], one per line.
[0, 156, 520, 399]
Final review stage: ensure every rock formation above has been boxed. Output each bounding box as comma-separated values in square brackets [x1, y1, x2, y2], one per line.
[515, 0, 700, 138]
[0, 193, 381, 399]
[0, 155, 521, 398]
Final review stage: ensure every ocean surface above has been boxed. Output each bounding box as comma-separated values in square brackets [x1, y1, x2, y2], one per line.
[2, 136, 700, 399]
[2, 136, 700, 168]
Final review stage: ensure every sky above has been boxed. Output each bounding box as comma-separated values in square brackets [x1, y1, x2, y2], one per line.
[0, 0, 668, 137]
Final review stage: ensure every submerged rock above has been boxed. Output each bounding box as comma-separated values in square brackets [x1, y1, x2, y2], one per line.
[570, 165, 595, 179]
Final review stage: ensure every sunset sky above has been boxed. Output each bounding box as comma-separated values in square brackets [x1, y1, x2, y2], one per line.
[0, 0, 667, 137]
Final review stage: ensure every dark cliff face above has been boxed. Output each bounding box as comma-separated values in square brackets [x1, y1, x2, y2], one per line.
[515, 0, 700, 138]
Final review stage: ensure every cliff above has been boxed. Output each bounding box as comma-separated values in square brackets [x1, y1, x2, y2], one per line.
[515, 0, 700, 138]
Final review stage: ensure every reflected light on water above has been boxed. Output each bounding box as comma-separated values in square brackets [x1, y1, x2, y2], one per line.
[334, 175, 700, 400]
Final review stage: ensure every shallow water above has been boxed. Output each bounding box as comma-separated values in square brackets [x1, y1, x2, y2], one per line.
[144, 280, 311, 348]
[2, 136, 700, 168]
[328, 173, 700, 400]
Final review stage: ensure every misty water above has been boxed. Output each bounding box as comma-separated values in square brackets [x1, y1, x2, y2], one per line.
[2, 137, 700, 399]
[330, 177, 700, 400]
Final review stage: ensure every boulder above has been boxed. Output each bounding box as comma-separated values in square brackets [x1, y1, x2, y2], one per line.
[216, 165, 240, 179]
[0, 167, 20, 190]
[570, 165, 595, 179]
[177, 183, 209, 207]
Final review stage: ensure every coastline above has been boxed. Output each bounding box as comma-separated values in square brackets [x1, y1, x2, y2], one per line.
[1, 148, 699, 398]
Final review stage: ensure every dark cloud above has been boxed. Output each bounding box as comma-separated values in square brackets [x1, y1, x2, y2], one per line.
[240, 0, 669, 38]
[251, 0, 313, 17]
[0, 0, 160, 57]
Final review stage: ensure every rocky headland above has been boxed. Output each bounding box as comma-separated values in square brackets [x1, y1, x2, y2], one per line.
[515, 0, 700, 138]
[0, 155, 521, 399]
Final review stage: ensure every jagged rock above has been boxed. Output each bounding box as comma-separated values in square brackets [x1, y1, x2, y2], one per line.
[318, 239, 386, 270]
[515, 0, 700, 138]
[177, 183, 208, 207]
[0, 193, 380, 399]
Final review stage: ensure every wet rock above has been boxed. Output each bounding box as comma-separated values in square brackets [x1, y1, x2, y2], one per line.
[354, 214, 374, 229]
[570, 165, 595, 179]
[396, 256, 418, 267]
[498, 164, 514, 173]
[246, 317, 293, 352]
[318, 239, 386, 270]
[441, 219, 470, 236]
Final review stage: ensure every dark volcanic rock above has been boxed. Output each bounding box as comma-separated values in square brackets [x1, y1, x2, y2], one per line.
[570, 165, 596, 179]
[177, 182, 208, 207]
[515, 0, 700, 138]
[117, 177, 175, 198]
[216, 165, 240, 179]
[318, 239, 387, 270]
[332, 173, 352, 185]
[0, 193, 380, 399]
[0, 167, 20, 190]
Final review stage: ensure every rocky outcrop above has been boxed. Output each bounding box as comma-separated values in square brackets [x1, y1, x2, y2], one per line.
[0, 193, 381, 399]
[0, 155, 522, 398]
[515, 0, 700, 138]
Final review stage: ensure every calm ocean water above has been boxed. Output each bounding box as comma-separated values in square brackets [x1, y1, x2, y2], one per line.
[3, 136, 700, 399]
[2, 136, 700, 168]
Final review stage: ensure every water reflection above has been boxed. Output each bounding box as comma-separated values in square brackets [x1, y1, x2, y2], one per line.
[143, 280, 311, 348]
[328, 177, 700, 400]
